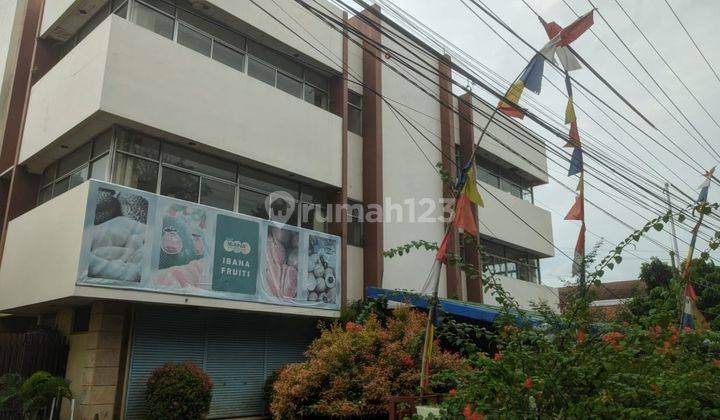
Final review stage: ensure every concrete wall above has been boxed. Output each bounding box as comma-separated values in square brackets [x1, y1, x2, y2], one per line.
[21, 16, 343, 187]
[40, 0, 106, 41]
[346, 245, 364, 303]
[478, 182, 555, 257]
[347, 131, 363, 201]
[484, 274, 559, 312]
[0, 182, 88, 310]
[0, 0, 24, 144]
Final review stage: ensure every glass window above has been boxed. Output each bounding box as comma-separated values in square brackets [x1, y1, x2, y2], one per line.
[138, 0, 175, 16]
[92, 131, 111, 158]
[38, 186, 52, 205]
[113, 1, 129, 18]
[200, 178, 235, 211]
[68, 166, 89, 189]
[300, 185, 328, 204]
[348, 103, 362, 136]
[238, 167, 299, 198]
[300, 203, 326, 232]
[113, 153, 159, 192]
[277, 72, 303, 98]
[248, 41, 303, 79]
[348, 91, 362, 108]
[41, 163, 57, 186]
[130, 1, 174, 39]
[90, 155, 110, 180]
[53, 177, 70, 197]
[212, 42, 245, 72]
[248, 57, 276, 86]
[57, 144, 91, 177]
[347, 202, 364, 247]
[162, 142, 236, 181]
[306, 69, 329, 91]
[72, 306, 91, 333]
[478, 166, 499, 188]
[177, 23, 212, 57]
[238, 189, 269, 219]
[304, 85, 328, 109]
[177, 9, 246, 50]
[160, 167, 200, 202]
[116, 130, 160, 159]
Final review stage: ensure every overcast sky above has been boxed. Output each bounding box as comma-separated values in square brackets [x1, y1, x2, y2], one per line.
[384, 0, 720, 287]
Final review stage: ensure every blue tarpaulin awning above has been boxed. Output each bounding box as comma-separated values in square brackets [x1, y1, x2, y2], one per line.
[366, 287, 543, 325]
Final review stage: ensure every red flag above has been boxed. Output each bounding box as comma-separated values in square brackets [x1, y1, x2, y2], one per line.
[571, 223, 586, 276]
[454, 194, 478, 236]
[559, 10, 594, 47]
[498, 104, 525, 119]
[565, 122, 581, 148]
[686, 283, 698, 300]
[538, 16, 562, 39]
[436, 231, 451, 263]
[564, 195, 584, 220]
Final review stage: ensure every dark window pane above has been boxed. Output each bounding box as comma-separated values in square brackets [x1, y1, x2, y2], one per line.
[92, 130, 112, 158]
[348, 219, 363, 247]
[38, 186, 52, 204]
[177, 9, 246, 50]
[238, 189, 269, 219]
[72, 306, 91, 333]
[41, 163, 57, 186]
[248, 57, 276, 86]
[300, 185, 328, 204]
[138, 0, 175, 15]
[300, 203, 326, 232]
[200, 178, 235, 211]
[237, 166, 298, 198]
[277, 72, 303, 98]
[114, 1, 128, 18]
[212, 42, 245, 71]
[90, 155, 110, 180]
[160, 167, 199, 202]
[113, 153, 159, 192]
[248, 41, 302, 78]
[304, 85, 328, 109]
[53, 177, 70, 197]
[116, 130, 160, 159]
[348, 91, 362, 108]
[58, 143, 91, 177]
[348, 105, 362, 135]
[162, 143, 237, 181]
[305, 69, 328, 91]
[68, 166, 89, 189]
[131, 1, 174, 39]
[177, 23, 212, 57]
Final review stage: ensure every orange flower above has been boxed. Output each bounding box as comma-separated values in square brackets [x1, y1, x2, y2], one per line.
[401, 355, 413, 367]
[449, 388, 457, 397]
[712, 359, 720, 366]
[684, 326, 693, 334]
[524, 377, 533, 390]
[577, 329, 586, 344]
[493, 353, 503, 361]
[663, 341, 670, 351]
[464, 404, 473, 418]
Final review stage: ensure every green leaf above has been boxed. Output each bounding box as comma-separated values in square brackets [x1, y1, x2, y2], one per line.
[678, 214, 686, 223]
[701, 252, 710, 260]
[607, 262, 614, 270]
[614, 256, 623, 264]
[653, 223, 664, 231]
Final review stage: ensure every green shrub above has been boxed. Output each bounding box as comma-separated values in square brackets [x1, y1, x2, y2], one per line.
[0, 371, 71, 420]
[145, 361, 213, 420]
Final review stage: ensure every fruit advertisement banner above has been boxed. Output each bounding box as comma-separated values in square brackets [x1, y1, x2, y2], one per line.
[77, 180, 341, 311]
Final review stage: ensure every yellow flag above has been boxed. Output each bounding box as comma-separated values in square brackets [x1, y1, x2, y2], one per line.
[565, 97, 576, 124]
[462, 165, 484, 207]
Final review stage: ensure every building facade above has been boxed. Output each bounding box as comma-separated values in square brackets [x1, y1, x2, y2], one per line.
[0, 0, 556, 418]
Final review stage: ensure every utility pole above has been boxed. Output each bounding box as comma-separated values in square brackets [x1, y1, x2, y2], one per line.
[664, 182, 681, 269]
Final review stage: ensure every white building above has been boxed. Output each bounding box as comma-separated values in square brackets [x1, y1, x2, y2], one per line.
[0, 0, 556, 418]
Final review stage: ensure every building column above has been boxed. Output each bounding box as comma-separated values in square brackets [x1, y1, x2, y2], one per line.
[75, 302, 130, 420]
[350, 6, 383, 293]
[438, 54, 461, 299]
[459, 93, 483, 303]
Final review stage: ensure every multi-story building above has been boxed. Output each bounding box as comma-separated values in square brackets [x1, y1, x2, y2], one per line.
[0, 0, 556, 418]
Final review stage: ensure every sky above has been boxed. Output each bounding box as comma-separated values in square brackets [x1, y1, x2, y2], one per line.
[383, 0, 720, 287]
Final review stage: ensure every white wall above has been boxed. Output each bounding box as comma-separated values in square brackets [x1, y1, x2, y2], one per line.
[478, 181, 555, 257]
[21, 16, 343, 187]
[347, 132, 363, 201]
[0, 182, 89, 310]
[0, 0, 23, 144]
[484, 274, 559, 312]
[346, 245, 364, 303]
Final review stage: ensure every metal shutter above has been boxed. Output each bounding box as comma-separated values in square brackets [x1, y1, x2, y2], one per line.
[124, 305, 207, 420]
[124, 306, 318, 419]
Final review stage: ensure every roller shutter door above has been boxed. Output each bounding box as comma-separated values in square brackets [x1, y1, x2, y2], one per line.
[124, 305, 318, 419]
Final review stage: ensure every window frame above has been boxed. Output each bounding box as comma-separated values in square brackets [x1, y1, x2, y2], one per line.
[347, 90, 363, 136]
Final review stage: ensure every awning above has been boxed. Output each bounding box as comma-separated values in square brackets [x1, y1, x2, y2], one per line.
[366, 287, 543, 325]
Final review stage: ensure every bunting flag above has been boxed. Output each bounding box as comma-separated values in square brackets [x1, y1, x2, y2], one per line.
[565, 98, 576, 124]
[558, 10, 595, 47]
[538, 15, 585, 72]
[564, 195, 584, 220]
[571, 223, 586, 277]
[497, 81, 526, 119]
[454, 194, 478, 236]
[575, 172, 584, 193]
[568, 147, 583, 176]
[521, 55, 546, 94]
[681, 283, 708, 331]
[565, 122, 581, 148]
[697, 166, 715, 203]
[462, 165, 484, 207]
[436, 231, 451, 263]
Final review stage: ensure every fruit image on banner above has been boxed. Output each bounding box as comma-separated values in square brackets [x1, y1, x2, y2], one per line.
[305, 234, 339, 305]
[212, 214, 259, 295]
[264, 225, 300, 300]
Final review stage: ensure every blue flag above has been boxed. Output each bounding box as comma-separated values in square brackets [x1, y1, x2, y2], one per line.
[568, 147, 583, 176]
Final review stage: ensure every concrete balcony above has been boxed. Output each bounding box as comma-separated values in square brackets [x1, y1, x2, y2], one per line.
[22, 15, 342, 187]
[478, 181, 554, 257]
[483, 274, 559, 312]
[0, 180, 342, 317]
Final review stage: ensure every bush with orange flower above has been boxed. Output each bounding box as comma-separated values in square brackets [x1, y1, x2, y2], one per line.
[269, 307, 470, 419]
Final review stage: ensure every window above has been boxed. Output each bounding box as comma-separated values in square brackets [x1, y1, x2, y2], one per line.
[476, 156, 533, 203]
[200, 178, 235, 211]
[347, 201, 364, 247]
[38, 131, 112, 205]
[277, 72, 304, 98]
[72, 306, 92, 333]
[212, 42, 245, 71]
[480, 239, 541, 283]
[248, 57, 276, 86]
[130, 1, 174, 39]
[113, 153, 159, 192]
[177, 23, 212, 56]
[348, 91, 363, 136]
